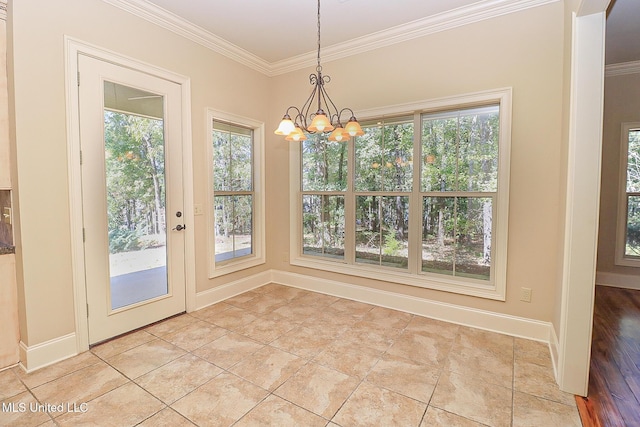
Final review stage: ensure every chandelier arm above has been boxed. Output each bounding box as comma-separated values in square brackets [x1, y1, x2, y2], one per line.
[285, 106, 302, 118]
[339, 107, 356, 117]
[329, 113, 342, 126]
[296, 92, 316, 130]
[319, 84, 341, 125]
[284, 106, 305, 127]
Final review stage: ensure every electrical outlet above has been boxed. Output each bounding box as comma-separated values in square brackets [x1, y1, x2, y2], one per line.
[520, 287, 532, 303]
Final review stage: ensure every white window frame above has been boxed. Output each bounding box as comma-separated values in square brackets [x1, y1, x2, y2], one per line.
[615, 122, 640, 267]
[207, 108, 265, 277]
[289, 88, 512, 300]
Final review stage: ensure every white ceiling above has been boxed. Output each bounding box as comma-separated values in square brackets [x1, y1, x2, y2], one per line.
[143, 0, 485, 63]
[124, 0, 639, 69]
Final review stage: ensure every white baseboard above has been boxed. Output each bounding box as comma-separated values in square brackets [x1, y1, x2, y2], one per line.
[270, 270, 553, 343]
[194, 270, 272, 310]
[26, 268, 555, 372]
[193, 268, 553, 344]
[18, 333, 78, 373]
[596, 271, 640, 290]
[549, 323, 560, 380]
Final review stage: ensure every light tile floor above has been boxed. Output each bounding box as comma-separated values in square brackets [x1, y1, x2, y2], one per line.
[0, 284, 581, 426]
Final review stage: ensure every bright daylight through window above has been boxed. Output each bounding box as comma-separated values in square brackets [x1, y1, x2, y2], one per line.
[212, 121, 254, 263]
[293, 90, 511, 299]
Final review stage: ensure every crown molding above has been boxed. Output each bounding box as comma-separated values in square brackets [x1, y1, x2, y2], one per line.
[605, 60, 640, 77]
[103, 0, 559, 77]
[101, 0, 272, 75]
[270, 0, 560, 75]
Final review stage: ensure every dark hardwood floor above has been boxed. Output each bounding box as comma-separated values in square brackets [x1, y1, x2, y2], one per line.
[577, 285, 640, 427]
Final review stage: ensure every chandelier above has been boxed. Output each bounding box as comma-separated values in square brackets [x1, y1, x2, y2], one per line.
[274, 0, 364, 142]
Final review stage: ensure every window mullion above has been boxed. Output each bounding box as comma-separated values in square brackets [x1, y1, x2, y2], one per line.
[345, 136, 356, 265]
[409, 113, 422, 275]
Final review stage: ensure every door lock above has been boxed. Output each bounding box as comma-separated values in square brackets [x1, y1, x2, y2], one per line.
[173, 224, 186, 231]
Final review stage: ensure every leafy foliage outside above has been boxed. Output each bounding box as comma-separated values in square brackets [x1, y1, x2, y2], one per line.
[421, 107, 499, 280]
[104, 111, 165, 254]
[300, 106, 500, 281]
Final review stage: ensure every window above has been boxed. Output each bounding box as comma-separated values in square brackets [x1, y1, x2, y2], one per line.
[301, 133, 347, 260]
[616, 122, 640, 267]
[354, 117, 413, 269]
[208, 110, 264, 277]
[290, 89, 511, 300]
[421, 106, 498, 281]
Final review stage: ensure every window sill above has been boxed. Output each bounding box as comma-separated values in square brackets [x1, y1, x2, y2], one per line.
[209, 256, 265, 278]
[614, 256, 640, 268]
[290, 255, 505, 301]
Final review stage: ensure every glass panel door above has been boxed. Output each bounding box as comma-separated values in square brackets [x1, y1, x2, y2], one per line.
[79, 53, 185, 345]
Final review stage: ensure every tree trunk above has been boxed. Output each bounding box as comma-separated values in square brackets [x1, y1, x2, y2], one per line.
[437, 207, 445, 247]
[143, 135, 164, 234]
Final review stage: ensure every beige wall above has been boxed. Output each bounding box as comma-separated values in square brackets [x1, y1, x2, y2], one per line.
[268, 2, 566, 322]
[9, 0, 570, 355]
[0, 17, 9, 189]
[597, 72, 640, 277]
[8, 0, 270, 347]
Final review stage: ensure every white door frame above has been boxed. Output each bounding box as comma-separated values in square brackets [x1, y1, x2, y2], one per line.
[557, 0, 610, 396]
[65, 37, 196, 352]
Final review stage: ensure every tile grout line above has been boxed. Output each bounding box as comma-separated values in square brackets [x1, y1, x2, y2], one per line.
[4, 284, 579, 426]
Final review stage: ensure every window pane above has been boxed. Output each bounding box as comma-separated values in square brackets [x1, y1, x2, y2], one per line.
[455, 197, 492, 280]
[381, 196, 409, 268]
[356, 196, 409, 268]
[355, 126, 383, 192]
[355, 196, 381, 265]
[104, 108, 168, 309]
[302, 134, 347, 191]
[230, 133, 252, 191]
[627, 130, 640, 192]
[355, 119, 413, 192]
[422, 197, 491, 281]
[302, 195, 345, 259]
[213, 121, 253, 192]
[212, 128, 231, 191]
[421, 117, 457, 192]
[457, 108, 499, 192]
[383, 122, 413, 192]
[422, 106, 499, 192]
[626, 195, 640, 258]
[214, 195, 253, 262]
[422, 197, 455, 275]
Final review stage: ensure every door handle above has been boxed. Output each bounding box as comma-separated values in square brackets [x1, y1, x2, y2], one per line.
[173, 224, 186, 231]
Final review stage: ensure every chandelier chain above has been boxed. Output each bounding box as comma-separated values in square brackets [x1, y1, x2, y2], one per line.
[316, 0, 322, 72]
[274, 0, 363, 140]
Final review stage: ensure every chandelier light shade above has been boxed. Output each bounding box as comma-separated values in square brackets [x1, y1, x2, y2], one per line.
[274, 114, 295, 136]
[285, 126, 307, 142]
[328, 126, 349, 142]
[274, 0, 362, 141]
